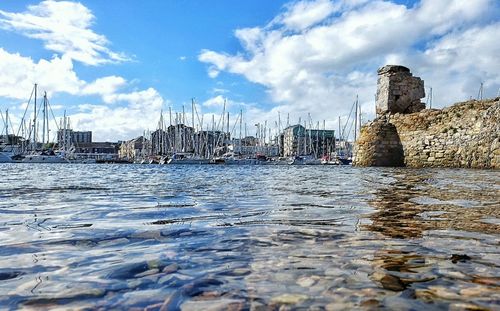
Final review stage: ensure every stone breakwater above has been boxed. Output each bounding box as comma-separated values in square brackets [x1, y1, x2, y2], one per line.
[354, 98, 500, 169]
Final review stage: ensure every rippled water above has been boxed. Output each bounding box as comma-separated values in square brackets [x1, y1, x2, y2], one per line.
[0, 164, 499, 310]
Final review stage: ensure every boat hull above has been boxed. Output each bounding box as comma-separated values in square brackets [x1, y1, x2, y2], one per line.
[0, 152, 13, 163]
[21, 155, 70, 163]
[167, 159, 211, 165]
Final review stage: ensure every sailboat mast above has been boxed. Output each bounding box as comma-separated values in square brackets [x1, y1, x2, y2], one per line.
[227, 112, 229, 140]
[5, 109, 8, 138]
[239, 110, 243, 154]
[212, 114, 215, 156]
[354, 95, 358, 143]
[239, 110, 243, 140]
[191, 98, 195, 155]
[42, 92, 48, 145]
[42, 93, 45, 145]
[338, 116, 341, 154]
[303, 119, 307, 155]
[64, 110, 68, 151]
[33, 84, 38, 150]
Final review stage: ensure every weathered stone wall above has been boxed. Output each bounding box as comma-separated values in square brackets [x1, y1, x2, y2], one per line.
[354, 119, 404, 167]
[376, 65, 425, 116]
[354, 98, 500, 169]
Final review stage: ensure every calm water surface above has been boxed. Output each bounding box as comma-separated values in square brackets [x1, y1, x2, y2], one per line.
[0, 164, 499, 310]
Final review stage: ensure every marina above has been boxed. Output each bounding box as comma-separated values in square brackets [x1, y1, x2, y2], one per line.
[1, 0, 499, 310]
[0, 86, 357, 166]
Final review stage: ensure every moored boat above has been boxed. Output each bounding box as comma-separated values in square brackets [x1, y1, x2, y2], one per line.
[0, 151, 14, 163]
[21, 150, 70, 163]
[167, 153, 210, 164]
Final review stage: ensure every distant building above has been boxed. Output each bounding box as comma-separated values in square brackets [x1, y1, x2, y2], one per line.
[282, 124, 335, 157]
[241, 136, 259, 146]
[57, 130, 92, 146]
[0, 134, 24, 146]
[193, 130, 228, 157]
[151, 124, 197, 155]
[149, 124, 232, 158]
[230, 136, 279, 157]
[150, 129, 169, 155]
[74, 142, 119, 154]
[119, 136, 148, 161]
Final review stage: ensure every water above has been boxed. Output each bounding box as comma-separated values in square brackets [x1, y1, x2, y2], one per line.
[0, 164, 498, 310]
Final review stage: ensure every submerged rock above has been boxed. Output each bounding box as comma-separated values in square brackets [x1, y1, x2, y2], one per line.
[270, 293, 308, 305]
[449, 302, 490, 311]
[180, 298, 244, 311]
[162, 263, 180, 274]
[451, 254, 471, 264]
[108, 260, 171, 279]
[296, 276, 318, 287]
[325, 302, 355, 310]
[380, 274, 407, 291]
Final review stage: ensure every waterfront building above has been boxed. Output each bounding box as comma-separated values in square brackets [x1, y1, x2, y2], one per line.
[119, 136, 148, 161]
[282, 124, 335, 157]
[230, 136, 279, 157]
[56, 128, 120, 160]
[150, 124, 197, 155]
[74, 142, 119, 154]
[193, 130, 229, 157]
[150, 129, 169, 155]
[57, 129, 92, 146]
[0, 134, 24, 146]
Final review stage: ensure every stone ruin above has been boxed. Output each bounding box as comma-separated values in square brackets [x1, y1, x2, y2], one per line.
[355, 65, 499, 169]
[376, 65, 425, 116]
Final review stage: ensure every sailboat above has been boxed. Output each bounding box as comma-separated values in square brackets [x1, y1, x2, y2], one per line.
[0, 109, 23, 163]
[19, 85, 70, 163]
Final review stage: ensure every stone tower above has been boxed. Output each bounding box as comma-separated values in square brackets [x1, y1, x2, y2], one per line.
[376, 65, 425, 116]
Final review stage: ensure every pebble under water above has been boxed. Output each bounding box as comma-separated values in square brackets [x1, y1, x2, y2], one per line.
[0, 164, 499, 310]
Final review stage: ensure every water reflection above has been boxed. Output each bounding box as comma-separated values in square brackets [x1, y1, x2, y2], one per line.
[0, 164, 498, 309]
[366, 168, 500, 309]
[367, 169, 500, 239]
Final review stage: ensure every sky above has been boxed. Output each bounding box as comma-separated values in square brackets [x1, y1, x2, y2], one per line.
[0, 0, 499, 142]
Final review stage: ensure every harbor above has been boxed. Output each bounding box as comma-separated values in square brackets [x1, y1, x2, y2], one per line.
[1, 85, 358, 166]
[1, 0, 499, 310]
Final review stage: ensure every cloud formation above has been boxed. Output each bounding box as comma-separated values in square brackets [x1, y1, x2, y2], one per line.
[72, 88, 165, 141]
[0, 0, 129, 65]
[0, 1, 164, 141]
[0, 48, 83, 100]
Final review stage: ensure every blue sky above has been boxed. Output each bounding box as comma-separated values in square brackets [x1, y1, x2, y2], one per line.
[0, 0, 498, 141]
[0, 1, 286, 105]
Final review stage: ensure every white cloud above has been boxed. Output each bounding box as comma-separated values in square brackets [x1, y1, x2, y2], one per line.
[104, 88, 164, 108]
[208, 67, 220, 78]
[0, 1, 170, 142]
[202, 95, 226, 108]
[0, 0, 129, 65]
[212, 88, 230, 94]
[71, 88, 165, 141]
[0, 48, 83, 100]
[278, 0, 337, 31]
[82, 76, 127, 101]
[199, 0, 500, 135]
[0, 47, 131, 103]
